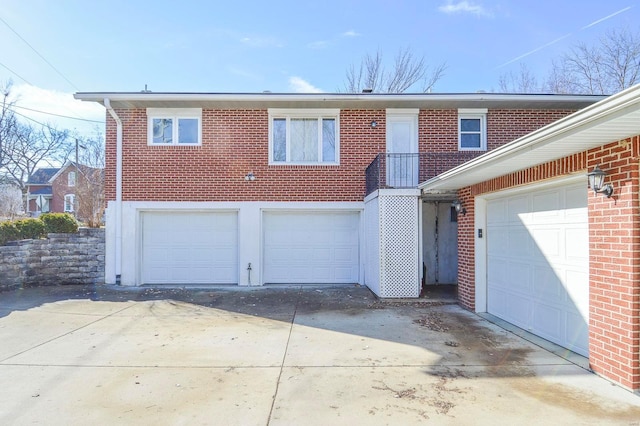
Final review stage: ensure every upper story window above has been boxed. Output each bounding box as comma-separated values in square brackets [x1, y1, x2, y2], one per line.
[68, 171, 76, 187]
[64, 194, 75, 212]
[147, 108, 202, 146]
[269, 109, 339, 165]
[458, 108, 487, 151]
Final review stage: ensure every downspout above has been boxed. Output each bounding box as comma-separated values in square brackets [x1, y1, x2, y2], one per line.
[104, 98, 123, 284]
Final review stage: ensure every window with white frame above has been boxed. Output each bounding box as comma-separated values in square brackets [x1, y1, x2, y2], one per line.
[64, 194, 75, 212]
[458, 108, 487, 151]
[68, 171, 76, 187]
[269, 109, 339, 164]
[147, 108, 202, 146]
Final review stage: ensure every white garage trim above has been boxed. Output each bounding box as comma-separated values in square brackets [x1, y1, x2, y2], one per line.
[476, 175, 588, 356]
[262, 210, 361, 284]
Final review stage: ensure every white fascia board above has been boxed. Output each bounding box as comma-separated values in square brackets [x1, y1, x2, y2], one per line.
[73, 92, 605, 107]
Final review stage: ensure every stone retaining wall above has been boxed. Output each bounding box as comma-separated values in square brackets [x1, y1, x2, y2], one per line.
[0, 228, 105, 291]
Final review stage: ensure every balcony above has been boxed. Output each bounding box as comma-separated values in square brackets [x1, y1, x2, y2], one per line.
[365, 152, 485, 195]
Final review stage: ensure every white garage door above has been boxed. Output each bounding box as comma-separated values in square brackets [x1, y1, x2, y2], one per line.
[486, 182, 589, 356]
[142, 211, 238, 285]
[263, 211, 360, 284]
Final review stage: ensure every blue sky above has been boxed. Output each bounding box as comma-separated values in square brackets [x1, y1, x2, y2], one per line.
[0, 0, 637, 135]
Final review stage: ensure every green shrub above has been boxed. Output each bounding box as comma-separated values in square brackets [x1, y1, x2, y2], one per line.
[0, 221, 20, 245]
[40, 213, 79, 234]
[14, 218, 47, 240]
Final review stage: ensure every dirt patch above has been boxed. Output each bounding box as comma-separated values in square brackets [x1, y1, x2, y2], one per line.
[413, 312, 450, 332]
[512, 377, 640, 421]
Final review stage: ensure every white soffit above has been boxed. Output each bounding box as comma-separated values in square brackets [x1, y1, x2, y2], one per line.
[420, 84, 640, 193]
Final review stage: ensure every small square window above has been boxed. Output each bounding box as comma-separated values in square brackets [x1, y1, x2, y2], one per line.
[458, 109, 487, 151]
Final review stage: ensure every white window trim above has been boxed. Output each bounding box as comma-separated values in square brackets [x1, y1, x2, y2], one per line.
[68, 171, 76, 187]
[458, 108, 487, 151]
[147, 108, 202, 146]
[268, 108, 340, 165]
[64, 194, 75, 213]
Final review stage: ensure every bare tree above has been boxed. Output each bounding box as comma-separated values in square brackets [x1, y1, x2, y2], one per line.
[74, 130, 105, 227]
[0, 182, 23, 219]
[0, 82, 18, 172]
[498, 63, 542, 93]
[552, 26, 640, 94]
[3, 124, 69, 202]
[343, 48, 446, 93]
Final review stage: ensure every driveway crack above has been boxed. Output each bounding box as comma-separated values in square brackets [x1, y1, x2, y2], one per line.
[0, 303, 137, 363]
[266, 285, 301, 425]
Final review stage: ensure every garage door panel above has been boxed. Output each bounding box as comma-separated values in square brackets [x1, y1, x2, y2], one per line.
[532, 191, 560, 219]
[532, 303, 562, 341]
[487, 200, 507, 224]
[566, 228, 588, 260]
[142, 212, 238, 285]
[487, 182, 588, 356]
[507, 261, 531, 292]
[263, 211, 359, 284]
[533, 264, 563, 299]
[507, 196, 529, 222]
[566, 312, 589, 354]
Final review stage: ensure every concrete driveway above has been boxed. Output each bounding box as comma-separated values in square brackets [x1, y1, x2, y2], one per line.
[0, 285, 639, 425]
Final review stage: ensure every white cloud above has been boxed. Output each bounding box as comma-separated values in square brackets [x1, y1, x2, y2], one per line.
[240, 36, 283, 48]
[342, 30, 361, 37]
[438, 1, 493, 18]
[10, 84, 105, 136]
[307, 40, 330, 49]
[288, 77, 323, 93]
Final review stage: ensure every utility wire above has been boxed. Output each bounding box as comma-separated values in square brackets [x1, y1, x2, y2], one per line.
[9, 104, 104, 123]
[11, 108, 103, 138]
[0, 15, 79, 91]
[0, 60, 33, 85]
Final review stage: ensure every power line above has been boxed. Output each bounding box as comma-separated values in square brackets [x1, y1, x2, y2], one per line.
[0, 15, 79, 91]
[9, 104, 104, 123]
[0, 60, 33, 85]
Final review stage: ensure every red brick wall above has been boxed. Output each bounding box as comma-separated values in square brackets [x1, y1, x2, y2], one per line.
[105, 108, 576, 202]
[457, 135, 640, 390]
[587, 136, 640, 390]
[51, 168, 76, 212]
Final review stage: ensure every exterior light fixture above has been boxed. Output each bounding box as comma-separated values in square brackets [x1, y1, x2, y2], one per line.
[587, 165, 613, 198]
[244, 172, 256, 181]
[370, 120, 378, 128]
[452, 199, 466, 215]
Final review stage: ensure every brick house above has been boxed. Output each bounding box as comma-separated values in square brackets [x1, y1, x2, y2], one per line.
[26, 162, 103, 222]
[73, 91, 601, 292]
[78, 90, 640, 387]
[26, 164, 79, 215]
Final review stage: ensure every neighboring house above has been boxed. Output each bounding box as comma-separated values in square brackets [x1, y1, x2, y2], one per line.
[27, 162, 103, 222]
[75, 90, 640, 391]
[26, 167, 60, 215]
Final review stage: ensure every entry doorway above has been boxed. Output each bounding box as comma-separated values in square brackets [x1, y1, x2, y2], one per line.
[422, 200, 458, 285]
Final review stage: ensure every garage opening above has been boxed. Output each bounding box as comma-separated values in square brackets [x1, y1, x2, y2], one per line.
[485, 182, 588, 356]
[141, 211, 238, 285]
[263, 211, 360, 284]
